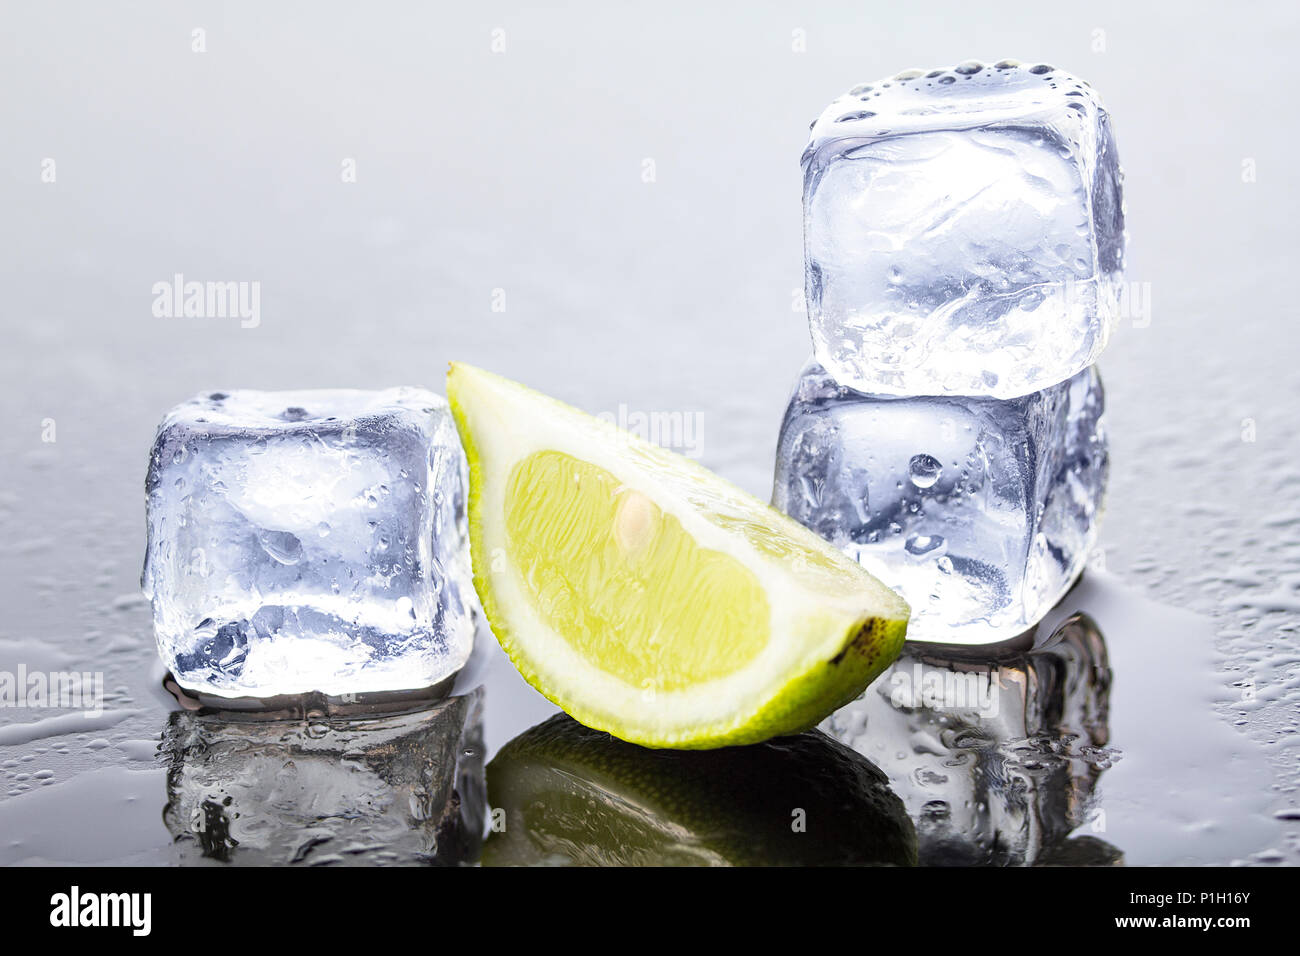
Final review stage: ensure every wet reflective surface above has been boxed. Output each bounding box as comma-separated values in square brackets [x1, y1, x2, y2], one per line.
[1, 4, 1297, 865]
[161, 692, 485, 866]
[0, 572, 1286, 865]
[823, 612, 1114, 866]
[482, 715, 915, 866]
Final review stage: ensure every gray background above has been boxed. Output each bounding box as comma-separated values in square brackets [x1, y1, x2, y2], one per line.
[1, 1, 1297, 865]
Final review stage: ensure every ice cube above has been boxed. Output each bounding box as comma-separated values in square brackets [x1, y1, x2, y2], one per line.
[162, 691, 486, 865]
[820, 613, 1115, 865]
[142, 388, 475, 697]
[803, 61, 1125, 398]
[772, 359, 1108, 643]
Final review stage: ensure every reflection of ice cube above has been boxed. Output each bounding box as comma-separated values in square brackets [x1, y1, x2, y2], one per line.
[161, 692, 485, 866]
[142, 388, 475, 697]
[773, 360, 1107, 644]
[803, 61, 1124, 398]
[821, 614, 1114, 866]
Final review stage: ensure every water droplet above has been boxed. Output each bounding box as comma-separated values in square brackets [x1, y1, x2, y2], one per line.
[259, 530, 302, 565]
[905, 534, 945, 556]
[909, 454, 943, 488]
[921, 799, 951, 819]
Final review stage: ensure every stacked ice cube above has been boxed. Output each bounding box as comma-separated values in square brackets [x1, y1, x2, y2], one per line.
[774, 61, 1123, 644]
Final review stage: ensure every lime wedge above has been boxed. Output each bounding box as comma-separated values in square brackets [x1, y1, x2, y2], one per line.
[447, 363, 909, 748]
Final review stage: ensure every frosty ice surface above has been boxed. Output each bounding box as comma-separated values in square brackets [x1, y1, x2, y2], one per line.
[803, 61, 1125, 398]
[142, 387, 475, 697]
[773, 360, 1108, 643]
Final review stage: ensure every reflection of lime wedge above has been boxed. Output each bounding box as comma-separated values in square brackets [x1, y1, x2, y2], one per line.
[482, 715, 916, 866]
[447, 363, 909, 749]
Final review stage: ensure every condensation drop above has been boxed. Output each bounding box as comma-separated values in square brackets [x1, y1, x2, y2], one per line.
[909, 454, 943, 489]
